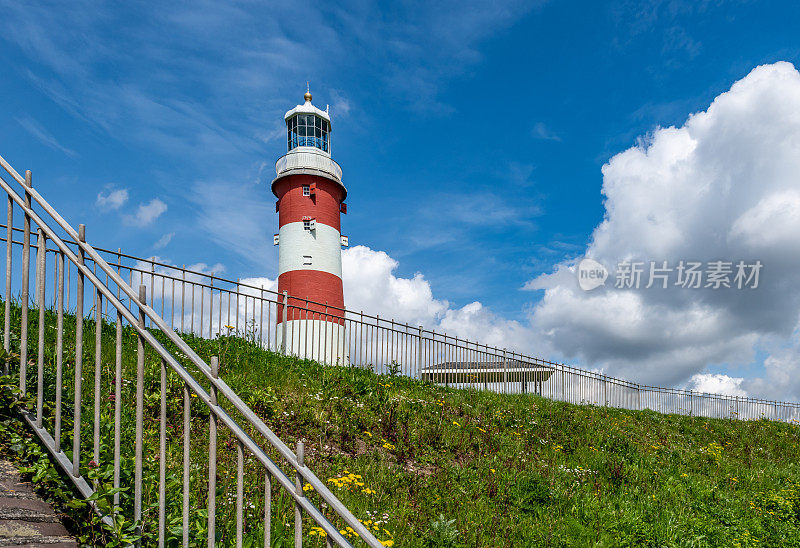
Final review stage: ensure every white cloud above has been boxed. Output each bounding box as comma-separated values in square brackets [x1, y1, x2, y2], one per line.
[342, 246, 448, 326]
[329, 89, 351, 117]
[16, 116, 77, 157]
[729, 190, 800, 253]
[0, 0, 543, 167]
[153, 232, 175, 249]
[239, 277, 277, 294]
[688, 373, 746, 397]
[96, 188, 129, 210]
[124, 198, 167, 227]
[342, 245, 538, 352]
[189, 180, 276, 270]
[524, 61, 800, 396]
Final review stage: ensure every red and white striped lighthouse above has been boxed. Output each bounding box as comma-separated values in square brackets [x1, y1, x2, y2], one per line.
[272, 89, 348, 364]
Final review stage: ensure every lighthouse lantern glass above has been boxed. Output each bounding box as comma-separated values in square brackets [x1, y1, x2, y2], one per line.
[287, 114, 329, 152]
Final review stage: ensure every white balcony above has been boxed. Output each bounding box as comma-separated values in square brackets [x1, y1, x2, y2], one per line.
[275, 148, 342, 183]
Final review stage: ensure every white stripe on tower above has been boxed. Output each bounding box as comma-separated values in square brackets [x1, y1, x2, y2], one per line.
[278, 222, 342, 278]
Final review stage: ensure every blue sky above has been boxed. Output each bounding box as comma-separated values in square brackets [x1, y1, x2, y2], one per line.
[3, 1, 800, 394]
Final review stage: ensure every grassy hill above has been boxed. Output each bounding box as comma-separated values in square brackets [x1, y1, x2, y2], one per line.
[0, 300, 799, 547]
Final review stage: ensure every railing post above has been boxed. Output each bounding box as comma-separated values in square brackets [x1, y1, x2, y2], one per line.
[182, 382, 191, 548]
[503, 348, 508, 394]
[134, 284, 146, 539]
[181, 267, 185, 333]
[54, 252, 64, 451]
[72, 224, 85, 478]
[281, 290, 288, 354]
[93, 287, 102, 466]
[150, 260, 155, 317]
[208, 356, 218, 548]
[4, 191, 12, 375]
[236, 440, 244, 548]
[263, 470, 272, 548]
[35, 228, 46, 427]
[209, 274, 214, 339]
[158, 358, 167, 548]
[113, 306, 122, 509]
[235, 278, 240, 332]
[417, 326, 423, 379]
[376, 315, 381, 373]
[295, 440, 304, 548]
[19, 170, 31, 393]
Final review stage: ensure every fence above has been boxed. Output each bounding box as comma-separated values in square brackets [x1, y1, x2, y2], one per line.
[2, 220, 798, 425]
[0, 153, 387, 546]
[115, 257, 800, 421]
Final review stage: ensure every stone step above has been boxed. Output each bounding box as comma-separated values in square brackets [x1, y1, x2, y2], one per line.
[0, 460, 76, 547]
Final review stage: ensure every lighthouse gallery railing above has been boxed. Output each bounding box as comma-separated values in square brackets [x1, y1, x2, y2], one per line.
[0, 153, 385, 547]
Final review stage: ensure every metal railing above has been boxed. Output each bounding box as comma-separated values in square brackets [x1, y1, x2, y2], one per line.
[5, 218, 799, 425]
[275, 149, 343, 182]
[0, 153, 385, 547]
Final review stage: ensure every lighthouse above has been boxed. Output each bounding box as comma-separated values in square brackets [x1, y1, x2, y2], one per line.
[272, 89, 348, 364]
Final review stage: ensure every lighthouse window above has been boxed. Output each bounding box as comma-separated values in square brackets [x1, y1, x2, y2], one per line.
[302, 185, 310, 196]
[287, 114, 329, 152]
[303, 219, 311, 230]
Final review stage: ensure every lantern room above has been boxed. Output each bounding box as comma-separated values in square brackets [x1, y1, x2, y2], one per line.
[285, 90, 331, 153]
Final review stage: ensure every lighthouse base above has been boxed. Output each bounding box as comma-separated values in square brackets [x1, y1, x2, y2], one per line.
[276, 320, 349, 366]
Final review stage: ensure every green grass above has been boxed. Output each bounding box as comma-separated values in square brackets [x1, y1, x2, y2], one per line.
[0, 298, 799, 547]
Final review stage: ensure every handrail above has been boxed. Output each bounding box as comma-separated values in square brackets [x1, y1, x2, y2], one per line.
[0, 172, 357, 543]
[0, 153, 385, 546]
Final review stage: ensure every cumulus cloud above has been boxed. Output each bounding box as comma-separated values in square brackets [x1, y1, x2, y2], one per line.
[96, 188, 129, 210]
[342, 245, 536, 351]
[342, 246, 448, 326]
[525, 62, 800, 396]
[124, 198, 167, 227]
[688, 373, 746, 397]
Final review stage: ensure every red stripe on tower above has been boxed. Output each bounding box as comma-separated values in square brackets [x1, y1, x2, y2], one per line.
[272, 89, 348, 364]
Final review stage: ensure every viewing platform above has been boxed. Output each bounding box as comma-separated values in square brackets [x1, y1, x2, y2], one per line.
[274, 148, 343, 184]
